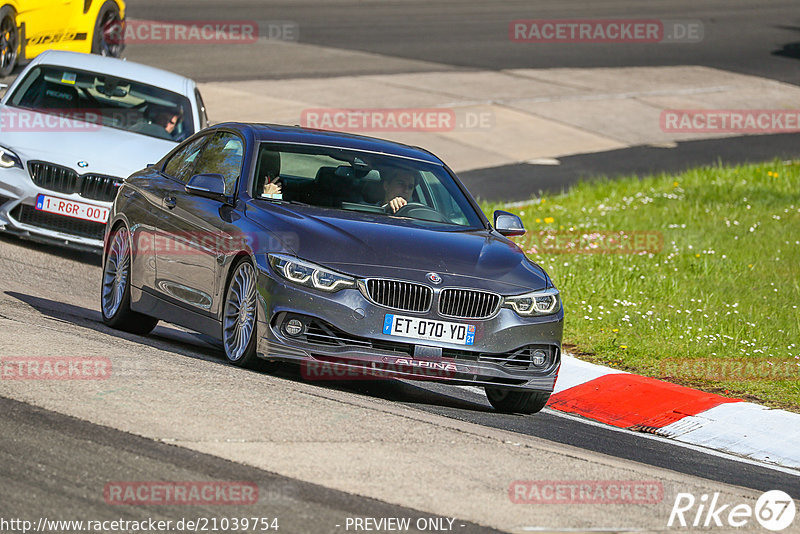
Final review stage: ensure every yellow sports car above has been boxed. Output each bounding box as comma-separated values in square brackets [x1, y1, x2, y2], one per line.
[0, 0, 125, 77]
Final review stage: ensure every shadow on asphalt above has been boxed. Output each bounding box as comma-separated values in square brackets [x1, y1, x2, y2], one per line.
[4, 291, 491, 413]
[460, 133, 800, 202]
[773, 25, 800, 60]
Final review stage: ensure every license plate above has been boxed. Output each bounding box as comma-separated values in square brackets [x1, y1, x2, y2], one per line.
[35, 194, 108, 224]
[383, 314, 475, 345]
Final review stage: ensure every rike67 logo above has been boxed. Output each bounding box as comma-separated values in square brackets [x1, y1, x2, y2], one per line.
[668, 490, 796, 531]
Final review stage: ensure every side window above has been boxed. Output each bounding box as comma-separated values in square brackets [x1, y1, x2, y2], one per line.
[191, 132, 244, 196]
[163, 135, 208, 183]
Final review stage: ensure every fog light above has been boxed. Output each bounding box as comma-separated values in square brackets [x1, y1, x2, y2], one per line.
[532, 349, 547, 367]
[284, 318, 304, 336]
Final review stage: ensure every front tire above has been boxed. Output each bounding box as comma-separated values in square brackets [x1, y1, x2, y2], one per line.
[485, 387, 550, 414]
[92, 1, 124, 57]
[101, 226, 158, 335]
[0, 6, 18, 78]
[222, 259, 259, 368]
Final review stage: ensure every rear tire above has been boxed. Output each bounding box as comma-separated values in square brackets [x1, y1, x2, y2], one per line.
[101, 226, 158, 335]
[0, 6, 18, 78]
[485, 387, 550, 414]
[92, 1, 124, 57]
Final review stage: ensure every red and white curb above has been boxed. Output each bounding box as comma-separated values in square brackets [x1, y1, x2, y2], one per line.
[547, 354, 800, 470]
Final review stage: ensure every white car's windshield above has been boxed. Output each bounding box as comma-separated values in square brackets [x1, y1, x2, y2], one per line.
[253, 142, 485, 229]
[7, 65, 194, 141]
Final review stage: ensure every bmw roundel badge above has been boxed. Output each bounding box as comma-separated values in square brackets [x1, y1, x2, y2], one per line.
[427, 272, 442, 284]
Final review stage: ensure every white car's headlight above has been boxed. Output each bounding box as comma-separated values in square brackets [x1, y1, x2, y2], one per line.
[504, 288, 561, 316]
[0, 146, 22, 169]
[268, 253, 356, 292]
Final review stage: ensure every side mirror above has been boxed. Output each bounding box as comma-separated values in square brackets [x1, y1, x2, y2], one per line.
[493, 210, 526, 236]
[185, 173, 229, 202]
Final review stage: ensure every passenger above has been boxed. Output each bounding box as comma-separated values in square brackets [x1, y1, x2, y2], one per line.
[262, 178, 282, 196]
[381, 168, 416, 213]
[259, 150, 282, 197]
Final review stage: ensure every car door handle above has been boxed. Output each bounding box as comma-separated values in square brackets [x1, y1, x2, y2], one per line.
[164, 196, 177, 209]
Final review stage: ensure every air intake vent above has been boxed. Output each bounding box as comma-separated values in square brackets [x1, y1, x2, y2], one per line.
[11, 204, 105, 240]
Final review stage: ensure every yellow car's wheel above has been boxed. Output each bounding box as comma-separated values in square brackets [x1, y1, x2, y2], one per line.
[0, 6, 17, 77]
[92, 1, 124, 57]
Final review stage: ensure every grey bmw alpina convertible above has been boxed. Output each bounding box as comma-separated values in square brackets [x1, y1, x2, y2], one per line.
[101, 123, 563, 414]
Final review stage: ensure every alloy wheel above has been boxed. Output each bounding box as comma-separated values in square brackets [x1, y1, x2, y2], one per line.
[223, 262, 258, 361]
[101, 228, 130, 319]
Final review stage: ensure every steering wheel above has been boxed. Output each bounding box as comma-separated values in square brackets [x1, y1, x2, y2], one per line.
[391, 202, 449, 223]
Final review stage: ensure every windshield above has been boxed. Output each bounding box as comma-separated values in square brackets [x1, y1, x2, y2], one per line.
[7, 65, 194, 142]
[253, 142, 484, 229]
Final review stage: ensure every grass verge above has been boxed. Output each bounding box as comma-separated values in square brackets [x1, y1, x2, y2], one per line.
[483, 160, 800, 411]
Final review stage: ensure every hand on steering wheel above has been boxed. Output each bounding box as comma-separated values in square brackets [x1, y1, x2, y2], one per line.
[384, 196, 407, 213]
[390, 202, 450, 223]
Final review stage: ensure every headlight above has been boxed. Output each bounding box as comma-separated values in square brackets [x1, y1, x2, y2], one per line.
[504, 288, 561, 316]
[0, 146, 22, 169]
[268, 253, 356, 292]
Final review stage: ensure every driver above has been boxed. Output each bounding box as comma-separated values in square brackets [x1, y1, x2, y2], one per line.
[381, 167, 417, 213]
[153, 109, 181, 136]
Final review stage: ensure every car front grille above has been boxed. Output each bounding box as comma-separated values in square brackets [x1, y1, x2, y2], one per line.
[80, 173, 122, 201]
[10, 204, 105, 241]
[438, 288, 500, 319]
[365, 279, 432, 312]
[28, 161, 122, 202]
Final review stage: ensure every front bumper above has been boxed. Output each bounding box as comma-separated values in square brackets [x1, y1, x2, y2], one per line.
[0, 166, 107, 250]
[253, 256, 563, 392]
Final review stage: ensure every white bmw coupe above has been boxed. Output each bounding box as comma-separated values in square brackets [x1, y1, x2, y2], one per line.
[0, 50, 208, 251]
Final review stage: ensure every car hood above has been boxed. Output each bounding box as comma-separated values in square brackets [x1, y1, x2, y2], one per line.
[250, 203, 549, 293]
[0, 105, 175, 178]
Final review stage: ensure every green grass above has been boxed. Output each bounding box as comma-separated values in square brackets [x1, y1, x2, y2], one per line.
[482, 160, 800, 411]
